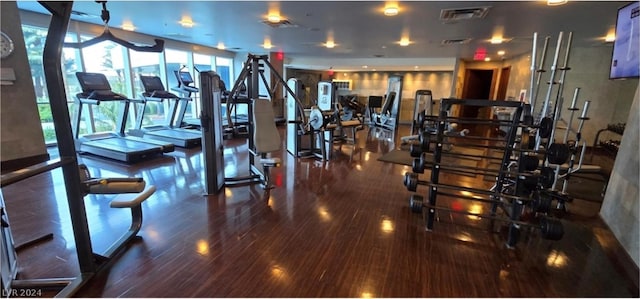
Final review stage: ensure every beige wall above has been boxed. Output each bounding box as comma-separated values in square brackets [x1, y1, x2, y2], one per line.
[338, 71, 454, 123]
[0, 1, 48, 166]
[600, 86, 639, 267]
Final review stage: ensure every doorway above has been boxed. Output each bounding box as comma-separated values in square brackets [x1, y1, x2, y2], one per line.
[460, 69, 494, 118]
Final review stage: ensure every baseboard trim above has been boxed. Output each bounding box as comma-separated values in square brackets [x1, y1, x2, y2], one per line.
[1, 153, 51, 174]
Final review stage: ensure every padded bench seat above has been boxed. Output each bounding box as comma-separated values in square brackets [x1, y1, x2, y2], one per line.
[110, 185, 156, 208]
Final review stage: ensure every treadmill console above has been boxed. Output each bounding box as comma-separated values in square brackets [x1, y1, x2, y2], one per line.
[76, 72, 127, 100]
[140, 75, 178, 98]
[173, 70, 199, 93]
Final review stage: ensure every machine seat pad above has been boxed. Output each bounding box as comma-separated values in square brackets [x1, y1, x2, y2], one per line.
[110, 185, 156, 208]
[341, 120, 362, 127]
[88, 180, 146, 194]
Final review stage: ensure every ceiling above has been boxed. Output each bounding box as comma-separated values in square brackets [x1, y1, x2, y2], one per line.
[17, 1, 626, 71]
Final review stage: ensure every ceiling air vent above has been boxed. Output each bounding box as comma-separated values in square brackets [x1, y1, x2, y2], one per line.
[261, 19, 298, 29]
[441, 38, 472, 45]
[440, 7, 490, 21]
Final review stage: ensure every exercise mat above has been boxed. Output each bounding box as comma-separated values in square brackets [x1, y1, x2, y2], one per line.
[378, 149, 413, 166]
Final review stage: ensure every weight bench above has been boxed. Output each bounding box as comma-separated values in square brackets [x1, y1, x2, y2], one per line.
[252, 98, 281, 188]
[78, 165, 155, 258]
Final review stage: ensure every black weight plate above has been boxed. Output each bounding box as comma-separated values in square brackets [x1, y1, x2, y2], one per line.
[539, 117, 553, 138]
[410, 143, 423, 157]
[412, 158, 424, 174]
[404, 173, 418, 192]
[521, 154, 539, 171]
[540, 217, 564, 241]
[547, 143, 570, 165]
[539, 167, 555, 189]
[522, 115, 534, 126]
[409, 194, 424, 213]
[532, 192, 552, 213]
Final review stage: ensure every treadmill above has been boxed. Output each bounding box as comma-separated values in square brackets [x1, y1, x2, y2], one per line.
[171, 70, 201, 128]
[73, 72, 174, 163]
[129, 75, 201, 148]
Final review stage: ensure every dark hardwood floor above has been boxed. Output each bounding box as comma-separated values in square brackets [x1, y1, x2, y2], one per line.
[2, 124, 637, 297]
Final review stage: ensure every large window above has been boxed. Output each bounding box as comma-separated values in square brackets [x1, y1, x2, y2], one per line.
[21, 21, 234, 145]
[216, 57, 233, 89]
[130, 50, 165, 127]
[81, 38, 130, 133]
[22, 25, 82, 144]
[165, 49, 189, 91]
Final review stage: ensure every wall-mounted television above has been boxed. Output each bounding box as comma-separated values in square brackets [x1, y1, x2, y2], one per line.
[610, 2, 639, 79]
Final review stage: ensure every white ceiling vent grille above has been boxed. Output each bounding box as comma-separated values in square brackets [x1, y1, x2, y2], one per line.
[261, 19, 299, 29]
[440, 7, 490, 21]
[441, 38, 472, 45]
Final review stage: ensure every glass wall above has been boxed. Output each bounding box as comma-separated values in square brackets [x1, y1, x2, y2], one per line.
[20, 20, 234, 145]
[80, 38, 130, 133]
[216, 57, 233, 90]
[22, 25, 84, 143]
[130, 50, 164, 127]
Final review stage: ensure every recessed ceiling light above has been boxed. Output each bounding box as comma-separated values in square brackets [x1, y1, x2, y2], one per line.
[267, 14, 282, 23]
[384, 6, 399, 16]
[263, 39, 273, 49]
[497, 50, 505, 56]
[547, 0, 568, 6]
[217, 42, 225, 50]
[605, 32, 616, 42]
[121, 22, 135, 31]
[325, 40, 336, 48]
[484, 57, 491, 62]
[399, 38, 411, 46]
[490, 37, 503, 44]
[362, 65, 368, 69]
[179, 18, 194, 28]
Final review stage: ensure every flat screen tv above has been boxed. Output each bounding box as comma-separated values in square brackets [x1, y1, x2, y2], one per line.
[610, 2, 639, 79]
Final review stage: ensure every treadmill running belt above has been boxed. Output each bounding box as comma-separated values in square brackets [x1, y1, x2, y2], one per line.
[87, 137, 160, 152]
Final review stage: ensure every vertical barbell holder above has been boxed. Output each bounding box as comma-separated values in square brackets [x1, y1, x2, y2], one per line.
[536, 32, 564, 151]
[549, 32, 574, 145]
[530, 34, 550, 115]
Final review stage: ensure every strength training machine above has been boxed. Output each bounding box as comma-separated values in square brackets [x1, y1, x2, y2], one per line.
[200, 54, 307, 194]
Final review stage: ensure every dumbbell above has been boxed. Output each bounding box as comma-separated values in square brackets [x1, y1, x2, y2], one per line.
[403, 172, 429, 192]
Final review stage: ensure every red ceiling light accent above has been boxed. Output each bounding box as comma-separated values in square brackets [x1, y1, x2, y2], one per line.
[276, 50, 284, 60]
[473, 47, 487, 60]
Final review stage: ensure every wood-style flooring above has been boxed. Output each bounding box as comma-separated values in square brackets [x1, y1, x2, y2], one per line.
[2, 125, 637, 297]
